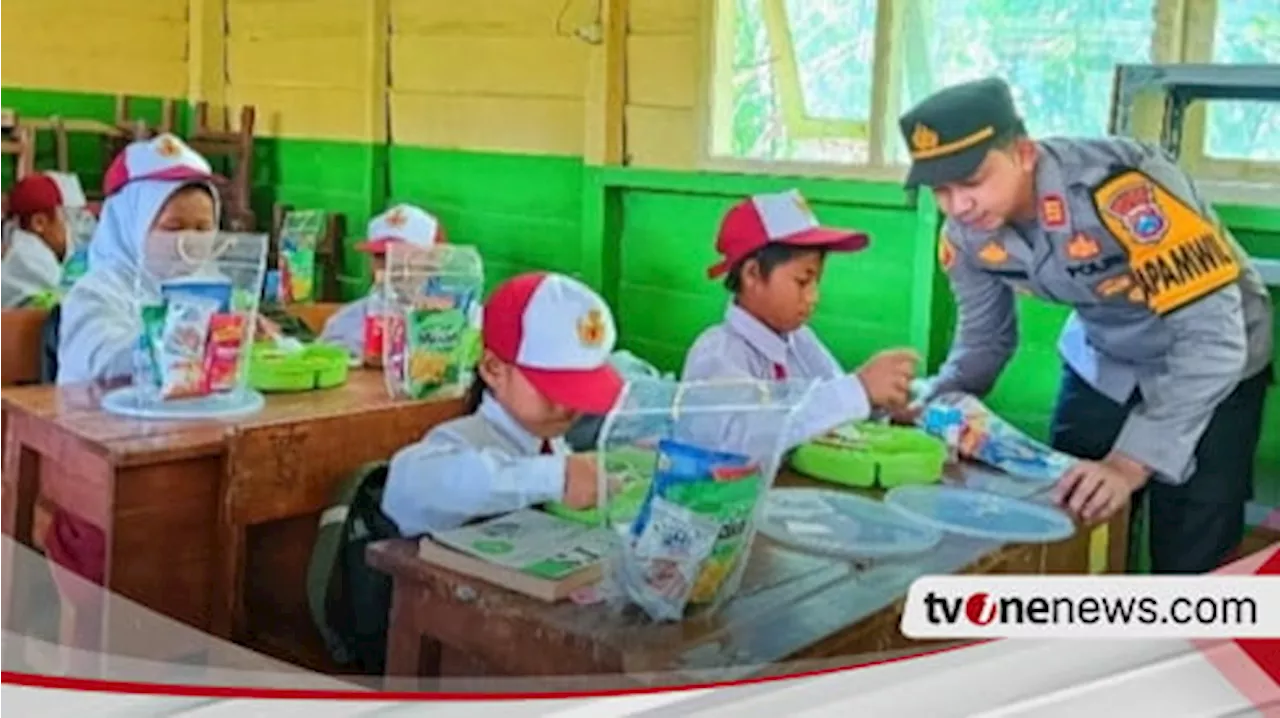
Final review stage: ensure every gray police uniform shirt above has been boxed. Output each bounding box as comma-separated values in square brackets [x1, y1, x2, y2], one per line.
[381, 394, 568, 536]
[932, 137, 1273, 485]
[682, 303, 872, 450]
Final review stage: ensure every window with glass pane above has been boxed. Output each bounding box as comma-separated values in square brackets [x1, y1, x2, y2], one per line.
[711, 0, 876, 164]
[1206, 2, 1280, 162]
[891, 0, 1157, 164]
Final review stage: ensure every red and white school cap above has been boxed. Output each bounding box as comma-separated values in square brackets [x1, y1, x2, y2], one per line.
[46, 172, 87, 209]
[483, 272, 624, 415]
[355, 204, 446, 254]
[7, 174, 66, 218]
[707, 189, 870, 278]
[103, 134, 214, 197]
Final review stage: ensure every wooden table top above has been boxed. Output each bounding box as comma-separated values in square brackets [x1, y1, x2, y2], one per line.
[1, 370, 465, 466]
[368, 463, 1073, 682]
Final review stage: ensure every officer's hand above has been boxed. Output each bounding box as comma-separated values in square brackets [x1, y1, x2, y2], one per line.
[856, 349, 919, 409]
[1051, 460, 1143, 524]
[562, 453, 600, 509]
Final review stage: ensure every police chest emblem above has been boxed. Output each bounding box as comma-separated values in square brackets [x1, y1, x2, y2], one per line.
[1102, 181, 1167, 244]
[1065, 233, 1100, 260]
[1040, 194, 1068, 229]
[978, 242, 1008, 264]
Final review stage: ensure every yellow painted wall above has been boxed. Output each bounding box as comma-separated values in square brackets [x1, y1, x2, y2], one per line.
[1, 0, 189, 98]
[225, 0, 385, 142]
[388, 0, 589, 155]
[625, 0, 703, 169]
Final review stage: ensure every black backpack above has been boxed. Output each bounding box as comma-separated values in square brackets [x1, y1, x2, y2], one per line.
[306, 461, 401, 673]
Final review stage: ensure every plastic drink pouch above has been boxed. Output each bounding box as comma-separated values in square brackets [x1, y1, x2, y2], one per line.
[403, 306, 467, 399]
[625, 497, 720, 621]
[281, 247, 315, 303]
[161, 277, 233, 312]
[203, 313, 247, 393]
[630, 439, 762, 606]
[158, 295, 219, 399]
[136, 303, 169, 391]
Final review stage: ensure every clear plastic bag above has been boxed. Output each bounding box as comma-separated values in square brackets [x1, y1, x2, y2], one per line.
[380, 243, 483, 401]
[595, 377, 815, 621]
[106, 231, 267, 418]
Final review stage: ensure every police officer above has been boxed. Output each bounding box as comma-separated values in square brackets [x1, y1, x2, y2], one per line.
[898, 77, 1273, 574]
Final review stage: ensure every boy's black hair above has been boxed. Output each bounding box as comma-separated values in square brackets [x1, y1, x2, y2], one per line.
[464, 373, 489, 413]
[723, 243, 826, 293]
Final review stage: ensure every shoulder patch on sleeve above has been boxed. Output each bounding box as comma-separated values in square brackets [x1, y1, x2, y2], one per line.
[938, 230, 956, 270]
[1090, 169, 1240, 316]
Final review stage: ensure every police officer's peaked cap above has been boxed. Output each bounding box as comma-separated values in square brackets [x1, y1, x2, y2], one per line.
[899, 77, 1026, 189]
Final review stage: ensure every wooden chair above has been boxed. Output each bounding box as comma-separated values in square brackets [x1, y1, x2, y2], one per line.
[1, 308, 50, 387]
[270, 204, 347, 302]
[2, 110, 36, 181]
[185, 103, 256, 232]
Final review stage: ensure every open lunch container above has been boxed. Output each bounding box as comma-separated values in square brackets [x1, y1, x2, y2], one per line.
[248, 341, 350, 392]
[789, 421, 947, 488]
[586, 377, 815, 622]
[101, 231, 269, 420]
[379, 243, 484, 401]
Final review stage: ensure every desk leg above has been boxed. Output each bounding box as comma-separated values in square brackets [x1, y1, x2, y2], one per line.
[211, 521, 246, 641]
[384, 581, 440, 685]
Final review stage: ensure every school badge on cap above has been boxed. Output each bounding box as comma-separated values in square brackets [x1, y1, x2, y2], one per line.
[102, 134, 214, 197]
[483, 272, 623, 414]
[355, 204, 446, 254]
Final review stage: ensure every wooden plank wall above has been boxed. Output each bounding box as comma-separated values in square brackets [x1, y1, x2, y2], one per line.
[388, 0, 590, 156]
[225, 0, 383, 142]
[0, 0, 190, 98]
[624, 0, 703, 169]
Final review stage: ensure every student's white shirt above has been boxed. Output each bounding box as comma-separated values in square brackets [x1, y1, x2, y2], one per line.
[1, 225, 63, 308]
[381, 394, 569, 537]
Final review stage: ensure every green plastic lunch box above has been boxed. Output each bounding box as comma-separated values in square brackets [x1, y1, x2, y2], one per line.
[789, 422, 947, 489]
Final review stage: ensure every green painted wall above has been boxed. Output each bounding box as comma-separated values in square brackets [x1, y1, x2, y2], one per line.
[5, 87, 1278, 508]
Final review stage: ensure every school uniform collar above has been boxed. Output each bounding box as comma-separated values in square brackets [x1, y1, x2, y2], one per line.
[478, 392, 567, 455]
[725, 302, 792, 366]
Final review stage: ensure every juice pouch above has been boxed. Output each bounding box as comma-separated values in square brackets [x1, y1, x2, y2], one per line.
[403, 306, 467, 399]
[158, 295, 220, 399]
[202, 313, 247, 394]
[362, 310, 387, 368]
[136, 303, 169, 392]
[624, 497, 720, 621]
[631, 439, 762, 605]
[161, 277, 233, 312]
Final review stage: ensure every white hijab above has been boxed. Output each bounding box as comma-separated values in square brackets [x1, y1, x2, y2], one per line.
[57, 179, 220, 385]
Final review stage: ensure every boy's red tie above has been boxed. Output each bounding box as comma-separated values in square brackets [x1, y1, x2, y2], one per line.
[772, 363, 788, 380]
[540, 439, 554, 455]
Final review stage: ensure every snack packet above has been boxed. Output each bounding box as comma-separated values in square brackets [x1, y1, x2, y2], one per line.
[158, 295, 219, 399]
[623, 497, 720, 621]
[403, 306, 468, 399]
[203, 313, 247, 393]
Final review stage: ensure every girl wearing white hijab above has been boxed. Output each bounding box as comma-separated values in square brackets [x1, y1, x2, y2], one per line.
[57, 135, 220, 385]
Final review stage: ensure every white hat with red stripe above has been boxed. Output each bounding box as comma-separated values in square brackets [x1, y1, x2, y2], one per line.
[483, 272, 623, 414]
[102, 134, 214, 197]
[355, 204, 446, 254]
[707, 189, 870, 278]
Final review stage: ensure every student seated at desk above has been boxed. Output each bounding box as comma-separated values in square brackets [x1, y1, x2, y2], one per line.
[682, 190, 919, 449]
[382, 272, 623, 535]
[320, 204, 480, 361]
[57, 135, 221, 385]
[2, 172, 88, 309]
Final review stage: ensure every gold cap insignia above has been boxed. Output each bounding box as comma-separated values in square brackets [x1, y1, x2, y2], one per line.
[911, 123, 940, 152]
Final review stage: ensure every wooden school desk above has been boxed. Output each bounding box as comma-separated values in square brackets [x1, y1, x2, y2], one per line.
[370, 465, 1127, 685]
[1, 371, 466, 668]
